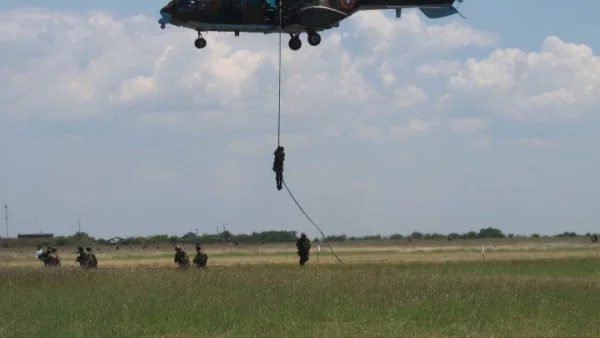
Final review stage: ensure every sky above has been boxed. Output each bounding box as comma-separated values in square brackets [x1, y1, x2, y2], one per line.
[1, 1, 599, 239]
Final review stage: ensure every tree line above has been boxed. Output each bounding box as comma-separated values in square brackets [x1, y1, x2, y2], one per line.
[5, 227, 599, 247]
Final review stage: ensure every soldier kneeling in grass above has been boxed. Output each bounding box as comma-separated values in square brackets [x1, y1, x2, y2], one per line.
[174, 245, 190, 269]
[49, 247, 61, 266]
[75, 246, 92, 268]
[40, 247, 61, 267]
[192, 244, 208, 268]
[86, 247, 98, 268]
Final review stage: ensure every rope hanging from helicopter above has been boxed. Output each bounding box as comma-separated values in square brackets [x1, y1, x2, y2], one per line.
[277, 0, 282, 147]
[274, 1, 345, 264]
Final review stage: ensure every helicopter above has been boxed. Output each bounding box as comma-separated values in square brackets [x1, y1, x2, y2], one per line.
[158, 0, 465, 50]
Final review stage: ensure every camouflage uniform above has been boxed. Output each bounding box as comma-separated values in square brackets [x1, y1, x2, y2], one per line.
[75, 246, 92, 268]
[86, 247, 98, 268]
[192, 244, 208, 268]
[40, 247, 60, 267]
[272, 146, 285, 190]
[39, 249, 51, 266]
[296, 233, 311, 266]
[49, 247, 61, 266]
[174, 246, 190, 268]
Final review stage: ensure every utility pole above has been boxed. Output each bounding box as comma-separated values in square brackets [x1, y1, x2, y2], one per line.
[78, 220, 81, 233]
[4, 204, 8, 239]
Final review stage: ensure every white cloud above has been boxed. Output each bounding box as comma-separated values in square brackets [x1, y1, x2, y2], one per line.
[446, 36, 600, 121]
[450, 118, 487, 133]
[517, 138, 547, 147]
[356, 119, 437, 141]
[115, 75, 158, 102]
[396, 85, 427, 108]
[351, 10, 496, 52]
[470, 135, 492, 151]
[417, 60, 461, 77]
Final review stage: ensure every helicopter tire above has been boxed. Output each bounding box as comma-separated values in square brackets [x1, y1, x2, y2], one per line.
[307, 32, 321, 46]
[194, 38, 207, 49]
[288, 37, 301, 50]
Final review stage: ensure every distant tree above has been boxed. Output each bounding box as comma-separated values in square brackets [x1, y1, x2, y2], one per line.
[149, 234, 170, 243]
[55, 237, 67, 247]
[477, 227, 505, 238]
[361, 235, 382, 240]
[555, 231, 577, 237]
[326, 234, 347, 242]
[72, 231, 92, 240]
[424, 233, 445, 240]
[410, 232, 423, 240]
[222, 230, 233, 241]
[465, 231, 478, 239]
[447, 232, 460, 241]
[390, 234, 404, 240]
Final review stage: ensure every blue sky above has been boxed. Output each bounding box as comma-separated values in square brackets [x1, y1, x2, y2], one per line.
[0, 1, 599, 239]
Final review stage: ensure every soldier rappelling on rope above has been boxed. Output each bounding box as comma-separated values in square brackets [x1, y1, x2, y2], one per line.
[273, 146, 285, 190]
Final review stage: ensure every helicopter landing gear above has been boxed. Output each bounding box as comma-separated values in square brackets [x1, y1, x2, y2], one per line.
[288, 32, 321, 50]
[160, 23, 166, 30]
[307, 31, 321, 46]
[288, 33, 301, 51]
[194, 30, 207, 49]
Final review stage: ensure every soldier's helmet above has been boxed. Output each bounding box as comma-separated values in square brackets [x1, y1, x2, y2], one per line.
[51, 247, 57, 253]
[77, 246, 84, 252]
[301, 233, 306, 238]
[85, 247, 92, 252]
[175, 245, 182, 251]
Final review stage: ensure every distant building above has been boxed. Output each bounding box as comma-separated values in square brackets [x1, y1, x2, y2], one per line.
[107, 237, 125, 245]
[17, 233, 54, 239]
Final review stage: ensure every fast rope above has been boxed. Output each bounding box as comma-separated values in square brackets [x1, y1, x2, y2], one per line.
[277, 0, 282, 147]
[282, 180, 346, 264]
[274, 6, 345, 264]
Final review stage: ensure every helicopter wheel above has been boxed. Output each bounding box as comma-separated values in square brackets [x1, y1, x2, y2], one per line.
[194, 38, 207, 49]
[288, 35, 301, 51]
[307, 32, 321, 46]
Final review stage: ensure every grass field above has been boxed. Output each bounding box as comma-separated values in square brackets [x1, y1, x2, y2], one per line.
[1, 239, 600, 337]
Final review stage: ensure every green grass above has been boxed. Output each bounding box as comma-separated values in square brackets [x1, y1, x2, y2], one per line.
[1, 257, 600, 337]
